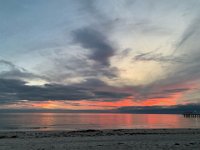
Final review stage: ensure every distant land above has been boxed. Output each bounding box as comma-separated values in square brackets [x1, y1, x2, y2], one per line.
[1, 104, 200, 114]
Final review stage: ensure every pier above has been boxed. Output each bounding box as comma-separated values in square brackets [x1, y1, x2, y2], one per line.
[183, 113, 200, 118]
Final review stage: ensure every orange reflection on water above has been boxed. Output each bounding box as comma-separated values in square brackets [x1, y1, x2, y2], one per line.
[32, 113, 179, 129]
[5, 113, 199, 130]
[85, 114, 134, 128]
[145, 114, 181, 128]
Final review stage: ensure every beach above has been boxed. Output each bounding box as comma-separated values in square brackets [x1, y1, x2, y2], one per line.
[0, 129, 200, 150]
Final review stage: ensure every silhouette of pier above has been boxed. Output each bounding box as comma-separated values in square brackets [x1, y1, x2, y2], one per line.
[183, 112, 200, 118]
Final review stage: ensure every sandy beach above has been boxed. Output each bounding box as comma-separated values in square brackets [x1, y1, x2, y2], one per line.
[0, 129, 200, 150]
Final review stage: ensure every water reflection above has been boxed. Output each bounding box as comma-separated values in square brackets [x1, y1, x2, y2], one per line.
[0, 113, 200, 131]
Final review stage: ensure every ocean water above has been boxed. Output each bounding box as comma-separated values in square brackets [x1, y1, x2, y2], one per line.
[0, 113, 200, 131]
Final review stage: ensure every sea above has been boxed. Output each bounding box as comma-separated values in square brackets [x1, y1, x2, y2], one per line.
[0, 113, 200, 131]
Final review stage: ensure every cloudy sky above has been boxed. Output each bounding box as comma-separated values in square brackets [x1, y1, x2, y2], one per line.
[1, 0, 200, 111]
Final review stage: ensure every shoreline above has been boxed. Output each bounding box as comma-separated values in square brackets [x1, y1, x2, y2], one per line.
[1, 129, 200, 150]
[1, 128, 200, 138]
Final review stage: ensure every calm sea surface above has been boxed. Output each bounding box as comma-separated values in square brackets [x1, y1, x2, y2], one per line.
[0, 113, 200, 131]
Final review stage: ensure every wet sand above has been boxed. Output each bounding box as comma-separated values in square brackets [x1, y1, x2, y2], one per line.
[0, 129, 200, 150]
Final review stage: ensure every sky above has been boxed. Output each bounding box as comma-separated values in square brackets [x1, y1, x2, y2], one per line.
[1, 0, 200, 112]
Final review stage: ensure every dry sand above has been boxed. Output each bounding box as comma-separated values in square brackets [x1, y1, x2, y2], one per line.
[0, 129, 200, 150]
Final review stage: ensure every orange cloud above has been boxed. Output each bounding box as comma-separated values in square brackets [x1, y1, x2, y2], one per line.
[140, 93, 181, 106]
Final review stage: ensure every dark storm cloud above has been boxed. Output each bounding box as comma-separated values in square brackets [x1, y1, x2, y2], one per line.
[0, 79, 26, 102]
[0, 75, 194, 105]
[0, 78, 130, 103]
[72, 27, 115, 66]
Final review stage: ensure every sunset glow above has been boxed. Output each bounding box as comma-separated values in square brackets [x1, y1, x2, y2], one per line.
[0, 0, 200, 113]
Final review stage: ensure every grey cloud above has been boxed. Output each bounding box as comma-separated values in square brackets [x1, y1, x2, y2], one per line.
[0, 78, 130, 103]
[119, 48, 132, 58]
[0, 69, 43, 80]
[153, 16, 200, 88]
[163, 88, 191, 94]
[94, 91, 130, 100]
[137, 87, 191, 101]
[0, 60, 20, 70]
[0, 59, 48, 81]
[44, 54, 118, 84]
[0, 76, 193, 105]
[132, 20, 172, 35]
[133, 52, 184, 63]
[41, 26, 118, 82]
[76, 78, 107, 88]
[176, 17, 200, 49]
[72, 27, 115, 66]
